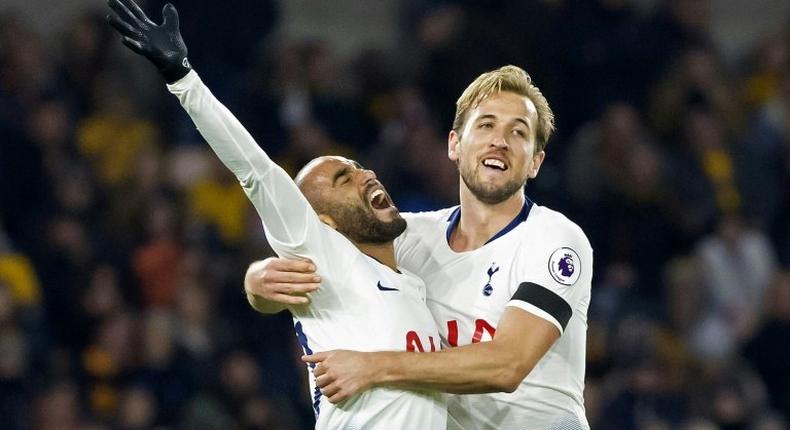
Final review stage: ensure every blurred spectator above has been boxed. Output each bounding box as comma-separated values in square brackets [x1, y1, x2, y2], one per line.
[649, 46, 743, 139]
[688, 216, 777, 361]
[706, 364, 770, 430]
[81, 311, 135, 419]
[0, 279, 33, 430]
[559, 0, 645, 129]
[642, 0, 711, 65]
[0, 113, 49, 250]
[744, 30, 790, 110]
[567, 103, 674, 300]
[76, 74, 161, 189]
[740, 66, 790, 266]
[597, 316, 691, 429]
[173, 279, 217, 361]
[0, 239, 42, 308]
[57, 13, 116, 116]
[186, 156, 250, 247]
[115, 385, 158, 429]
[132, 197, 184, 307]
[34, 381, 86, 430]
[664, 108, 742, 247]
[743, 271, 790, 420]
[0, 14, 54, 113]
[133, 309, 193, 423]
[368, 89, 458, 211]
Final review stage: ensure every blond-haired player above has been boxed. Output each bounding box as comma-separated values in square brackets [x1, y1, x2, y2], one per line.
[249, 65, 593, 429]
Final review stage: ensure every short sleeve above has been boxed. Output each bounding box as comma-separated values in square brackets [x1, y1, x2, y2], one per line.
[506, 221, 593, 335]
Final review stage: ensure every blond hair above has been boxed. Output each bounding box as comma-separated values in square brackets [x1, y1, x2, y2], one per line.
[453, 65, 555, 152]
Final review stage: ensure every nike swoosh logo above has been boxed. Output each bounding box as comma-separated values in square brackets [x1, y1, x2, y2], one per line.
[377, 281, 399, 292]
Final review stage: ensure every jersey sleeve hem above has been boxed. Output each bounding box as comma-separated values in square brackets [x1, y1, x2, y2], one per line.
[165, 69, 200, 92]
[505, 300, 564, 335]
[510, 282, 572, 332]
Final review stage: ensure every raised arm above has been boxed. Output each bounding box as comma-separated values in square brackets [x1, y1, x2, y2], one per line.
[107, 0, 317, 248]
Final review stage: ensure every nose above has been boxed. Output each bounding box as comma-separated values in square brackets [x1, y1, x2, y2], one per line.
[358, 168, 377, 183]
[490, 130, 508, 149]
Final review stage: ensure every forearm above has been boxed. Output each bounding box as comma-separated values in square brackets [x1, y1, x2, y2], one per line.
[167, 71, 273, 182]
[374, 341, 526, 394]
[167, 70, 316, 246]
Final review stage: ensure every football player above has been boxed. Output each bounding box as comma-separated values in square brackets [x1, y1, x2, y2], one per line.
[106, 1, 446, 428]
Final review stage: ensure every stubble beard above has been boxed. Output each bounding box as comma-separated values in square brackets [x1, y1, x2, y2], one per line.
[459, 161, 527, 205]
[330, 201, 407, 244]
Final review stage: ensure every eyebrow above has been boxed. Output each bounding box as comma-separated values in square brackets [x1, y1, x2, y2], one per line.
[332, 166, 350, 186]
[477, 114, 530, 129]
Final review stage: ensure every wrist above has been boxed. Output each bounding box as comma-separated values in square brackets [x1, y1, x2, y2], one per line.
[160, 56, 191, 83]
[370, 352, 397, 387]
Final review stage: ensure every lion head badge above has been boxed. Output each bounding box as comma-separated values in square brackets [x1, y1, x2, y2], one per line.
[548, 247, 581, 285]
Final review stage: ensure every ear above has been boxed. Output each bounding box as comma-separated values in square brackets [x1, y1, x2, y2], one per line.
[448, 130, 461, 162]
[318, 214, 338, 230]
[528, 150, 546, 179]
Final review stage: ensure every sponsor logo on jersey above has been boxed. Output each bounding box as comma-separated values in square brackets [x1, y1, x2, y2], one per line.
[482, 262, 499, 296]
[548, 247, 581, 285]
[376, 281, 399, 292]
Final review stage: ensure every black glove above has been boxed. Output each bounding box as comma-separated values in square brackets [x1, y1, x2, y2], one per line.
[107, 0, 191, 83]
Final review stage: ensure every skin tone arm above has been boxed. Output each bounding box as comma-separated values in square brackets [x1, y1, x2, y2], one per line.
[304, 306, 560, 403]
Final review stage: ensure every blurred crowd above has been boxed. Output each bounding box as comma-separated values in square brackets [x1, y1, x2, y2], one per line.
[1, 0, 789, 429]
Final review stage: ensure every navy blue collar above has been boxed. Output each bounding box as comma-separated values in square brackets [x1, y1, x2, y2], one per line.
[445, 197, 534, 246]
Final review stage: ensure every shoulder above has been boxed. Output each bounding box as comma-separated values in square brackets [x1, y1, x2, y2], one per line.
[401, 207, 457, 236]
[402, 206, 457, 224]
[395, 207, 455, 254]
[514, 204, 592, 288]
[526, 204, 592, 254]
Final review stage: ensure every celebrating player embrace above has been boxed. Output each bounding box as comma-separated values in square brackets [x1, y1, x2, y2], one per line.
[249, 58, 593, 430]
[105, 0, 593, 428]
[106, 1, 446, 429]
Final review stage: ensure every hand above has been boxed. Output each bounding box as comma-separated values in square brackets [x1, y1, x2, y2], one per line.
[106, 0, 191, 83]
[245, 258, 321, 306]
[303, 350, 378, 403]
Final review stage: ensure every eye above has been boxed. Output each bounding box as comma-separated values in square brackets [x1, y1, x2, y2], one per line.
[479, 122, 494, 129]
[512, 129, 526, 138]
[339, 175, 350, 185]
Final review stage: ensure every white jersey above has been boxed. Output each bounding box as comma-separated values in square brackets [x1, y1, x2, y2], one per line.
[396, 200, 592, 430]
[168, 71, 446, 430]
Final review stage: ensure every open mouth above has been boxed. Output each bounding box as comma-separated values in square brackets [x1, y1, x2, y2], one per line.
[368, 189, 394, 210]
[482, 158, 508, 171]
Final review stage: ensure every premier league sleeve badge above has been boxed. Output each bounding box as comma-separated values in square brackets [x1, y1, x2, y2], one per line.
[548, 247, 581, 286]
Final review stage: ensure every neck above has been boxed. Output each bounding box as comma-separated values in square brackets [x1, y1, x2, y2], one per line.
[355, 241, 398, 271]
[451, 185, 525, 252]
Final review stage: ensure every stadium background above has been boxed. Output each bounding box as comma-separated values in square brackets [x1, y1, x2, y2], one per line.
[1, 0, 789, 428]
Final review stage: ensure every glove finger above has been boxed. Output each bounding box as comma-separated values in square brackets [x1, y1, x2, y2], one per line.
[121, 36, 146, 55]
[118, 0, 152, 24]
[108, 0, 144, 27]
[161, 3, 180, 31]
[107, 11, 141, 39]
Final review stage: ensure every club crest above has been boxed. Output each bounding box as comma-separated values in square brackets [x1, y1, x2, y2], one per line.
[482, 262, 499, 296]
[548, 247, 580, 286]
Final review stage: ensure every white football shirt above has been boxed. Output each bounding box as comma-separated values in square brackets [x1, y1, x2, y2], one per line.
[396, 199, 592, 430]
[168, 71, 446, 430]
